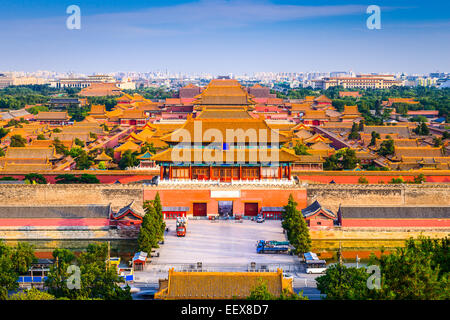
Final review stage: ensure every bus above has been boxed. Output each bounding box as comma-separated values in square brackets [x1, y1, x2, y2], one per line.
[303, 252, 327, 274]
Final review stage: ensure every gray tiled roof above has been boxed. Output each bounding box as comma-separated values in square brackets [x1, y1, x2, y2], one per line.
[112, 201, 145, 219]
[162, 206, 189, 212]
[49, 98, 81, 104]
[260, 207, 285, 212]
[339, 206, 450, 219]
[0, 204, 111, 219]
[302, 200, 336, 218]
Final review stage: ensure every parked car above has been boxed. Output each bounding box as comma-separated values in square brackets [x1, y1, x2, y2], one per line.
[256, 215, 265, 223]
[149, 176, 159, 186]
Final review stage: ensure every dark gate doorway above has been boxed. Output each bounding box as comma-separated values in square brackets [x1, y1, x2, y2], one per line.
[193, 203, 207, 216]
[244, 203, 258, 216]
[162, 167, 170, 180]
[218, 201, 233, 217]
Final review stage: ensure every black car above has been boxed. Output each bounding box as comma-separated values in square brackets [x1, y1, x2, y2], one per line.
[149, 176, 159, 186]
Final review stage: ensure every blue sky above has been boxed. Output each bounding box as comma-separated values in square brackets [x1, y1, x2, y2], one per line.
[0, 0, 449, 74]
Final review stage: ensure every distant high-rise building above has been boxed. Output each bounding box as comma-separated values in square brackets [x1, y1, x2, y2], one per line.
[50, 75, 116, 88]
[0, 73, 13, 89]
[312, 74, 402, 89]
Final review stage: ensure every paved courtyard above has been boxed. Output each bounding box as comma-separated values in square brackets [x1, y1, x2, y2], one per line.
[148, 220, 299, 266]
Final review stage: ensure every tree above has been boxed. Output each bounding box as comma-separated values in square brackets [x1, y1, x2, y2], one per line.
[324, 148, 359, 171]
[413, 121, 430, 136]
[137, 204, 159, 253]
[77, 243, 131, 300]
[138, 194, 167, 253]
[413, 174, 426, 184]
[358, 177, 369, 184]
[372, 237, 449, 300]
[8, 287, 55, 300]
[0, 127, 10, 139]
[348, 123, 360, 140]
[98, 161, 106, 170]
[45, 248, 76, 299]
[316, 237, 449, 300]
[0, 241, 36, 300]
[24, 173, 47, 184]
[75, 150, 93, 170]
[368, 131, 380, 147]
[282, 194, 311, 255]
[246, 279, 275, 300]
[52, 138, 69, 156]
[153, 192, 166, 240]
[397, 103, 409, 117]
[11, 242, 36, 274]
[68, 146, 83, 158]
[55, 174, 79, 184]
[46, 244, 131, 300]
[74, 138, 85, 147]
[118, 150, 139, 170]
[389, 177, 404, 184]
[247, 278, 307, 300]
[316, 264, 371, 300]
[10, 134, 27, 147]
[378, 138, 395, 157]
[27, 105, 49, 115]
[381, 108, 393, 121]
[293, 142, 310, 155]
[288, 214, 312, 255]
[0, 246, 18, 299]
[433, 137, 443, 147]
[410, 115, 428, 123]
[420, 121, 430, 135]
[0, 176, 17, 181]
[358, 121, 364, 132]
[37, 134, 46, 140]
[79, 174, 100, 184]
[140, 142, 156, 154]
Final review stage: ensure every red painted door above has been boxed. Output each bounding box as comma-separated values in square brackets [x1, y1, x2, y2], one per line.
[244, 203, 258, 216]
[193, 203, 207, 216]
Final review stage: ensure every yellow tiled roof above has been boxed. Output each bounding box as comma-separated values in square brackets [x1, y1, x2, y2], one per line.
[114, 140, 141, 153]
[5, 146, 57, 160]
[303, 110, 328, 119]
[94, 151, 112, 161]
[394, 146, 443, 159]
[151, 147, 301, 163]
[160, 117, 290, 143]
[154, 269, 293, 300]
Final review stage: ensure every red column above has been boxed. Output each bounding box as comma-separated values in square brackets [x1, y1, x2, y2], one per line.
[169, 165, 172, 179]
[259, 166, 262, 180]
[209, 166, 212, 180]
[239, 165, 242, 180]
[189, 165, 192, 180]
[160, 165, 163, 178]
[278, 166, 282, 179]
[288, 165, 291, 179]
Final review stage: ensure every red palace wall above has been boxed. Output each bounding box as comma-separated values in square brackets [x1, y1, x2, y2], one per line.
[295, 174, 450, 184]
[342, 219, 450, 228]
[1, 171, 448, 185]
[144, 188, 307, 217]
[0, 218, 109, 227]
[0, 173, 157, 184]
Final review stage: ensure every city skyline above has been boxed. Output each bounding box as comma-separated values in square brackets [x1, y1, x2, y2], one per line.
[1, 0, 449, 74]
